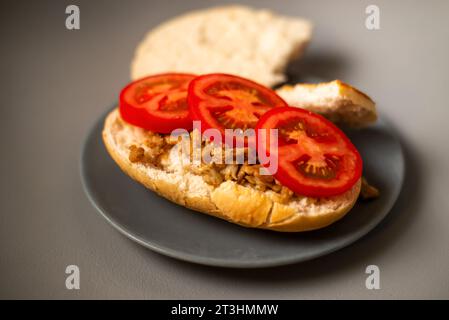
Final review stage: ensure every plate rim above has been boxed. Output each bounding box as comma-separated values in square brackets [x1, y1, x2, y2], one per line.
[80, 107, 405, 268]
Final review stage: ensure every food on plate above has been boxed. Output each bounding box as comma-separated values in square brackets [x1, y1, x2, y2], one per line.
[103, 109, 361, 232]
[131, 5, 312, 87]
[276, 80, 377, 127]
[102, 73, 378, 232]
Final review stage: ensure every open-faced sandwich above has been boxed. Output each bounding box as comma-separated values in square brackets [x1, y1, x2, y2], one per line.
[103, 5, 379, 232]
[103, 73, 378, 232]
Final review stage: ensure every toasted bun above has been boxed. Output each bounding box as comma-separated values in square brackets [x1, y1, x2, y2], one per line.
[103, 109, 361, 232]
[131, 5, 312, 87]
[276, 80, 377, 127]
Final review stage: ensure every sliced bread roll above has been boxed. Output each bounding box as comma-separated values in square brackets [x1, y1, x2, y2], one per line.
[103, 109, 361, 232]
[276, 80, 377, 127]
[131, 5, 312, 87]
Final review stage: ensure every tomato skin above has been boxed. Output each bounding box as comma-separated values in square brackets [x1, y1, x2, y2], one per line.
[256, 107, 363, 197]
[188, 73, 288, 145]
[119, 73, 196, 133]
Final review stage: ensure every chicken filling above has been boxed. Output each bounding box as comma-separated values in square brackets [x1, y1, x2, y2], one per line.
[127, 130, 378, 201]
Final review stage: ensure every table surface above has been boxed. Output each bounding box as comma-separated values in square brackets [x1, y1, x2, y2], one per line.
[1, 0, 448, 299]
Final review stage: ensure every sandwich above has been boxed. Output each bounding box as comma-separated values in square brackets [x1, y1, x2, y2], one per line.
[103, 73, 377, 232]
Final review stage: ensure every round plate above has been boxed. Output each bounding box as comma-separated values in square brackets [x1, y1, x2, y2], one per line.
[81, 108, 404, 268]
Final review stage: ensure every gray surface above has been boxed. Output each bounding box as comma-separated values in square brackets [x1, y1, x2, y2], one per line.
[0, 0, 448, 299]
[82, 109, 404, 268]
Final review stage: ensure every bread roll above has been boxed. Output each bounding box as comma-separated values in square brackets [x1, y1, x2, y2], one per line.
[103, 109, 361, 232]
[131, 5, 312, 87]
[276, 80, 377, 127]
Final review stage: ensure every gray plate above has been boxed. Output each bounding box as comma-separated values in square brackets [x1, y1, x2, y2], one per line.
[81, 108, 404, 268]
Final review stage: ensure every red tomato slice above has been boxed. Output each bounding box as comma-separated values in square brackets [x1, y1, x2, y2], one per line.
[188, 73, 287, 144]
[256, 107, 362, 197]
[120, 73, 196, 133]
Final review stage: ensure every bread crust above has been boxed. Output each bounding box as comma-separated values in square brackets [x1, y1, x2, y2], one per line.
[102, 109, 361, 232]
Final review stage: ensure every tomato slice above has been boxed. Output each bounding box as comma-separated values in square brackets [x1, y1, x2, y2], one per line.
[256, 107, 362, 197]
[119, 73, 196, 133]
[188, 73, 287, 144]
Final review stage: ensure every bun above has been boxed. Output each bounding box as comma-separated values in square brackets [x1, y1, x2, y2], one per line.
[276, 80, 377, 127]
[103, 109, 361, 232]
[131, 5, 312, 87]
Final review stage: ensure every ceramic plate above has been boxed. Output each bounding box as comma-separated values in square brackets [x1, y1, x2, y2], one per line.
[81, 108, 404, 268]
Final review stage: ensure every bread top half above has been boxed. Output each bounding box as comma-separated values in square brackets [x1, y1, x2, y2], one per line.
[276, 80, 377, 127]
[131, 5, 312, 87]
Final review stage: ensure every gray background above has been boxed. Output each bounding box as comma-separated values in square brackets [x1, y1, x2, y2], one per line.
[1, 0, 448, 299]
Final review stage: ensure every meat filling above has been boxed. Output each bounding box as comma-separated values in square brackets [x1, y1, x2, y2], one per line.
[128, 130, 378, 202]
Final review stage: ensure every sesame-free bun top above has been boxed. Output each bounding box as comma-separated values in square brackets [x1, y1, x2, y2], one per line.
[131, 5, 312, 87]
